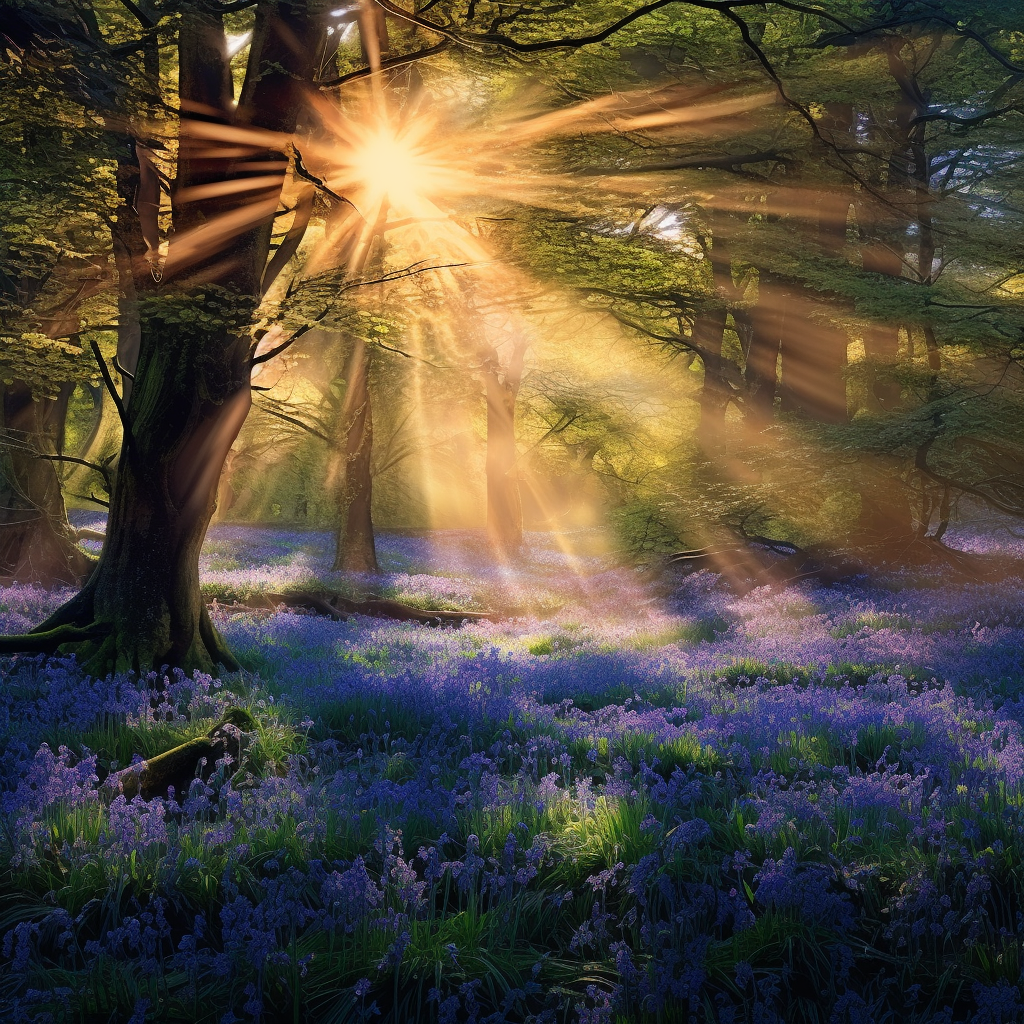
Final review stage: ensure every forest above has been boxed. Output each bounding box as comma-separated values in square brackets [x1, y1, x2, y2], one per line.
[1, 0, 1024, 1020]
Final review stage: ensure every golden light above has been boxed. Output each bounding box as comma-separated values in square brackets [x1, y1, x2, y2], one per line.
[159, 64, 780, 585]
[349, 126, 430, 211]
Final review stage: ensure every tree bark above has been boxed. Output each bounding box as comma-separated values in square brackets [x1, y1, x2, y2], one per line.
[33, 297, 252, 674]
[858, 97, 911, 412]
[334, 339, 379, 573]
[695, 209, 735, 447]
[776, 107, 851, 425]
[0, 382, 93, 586]
[859, 221, 904, 410]
[745, 270, 784, 426]
[695, 306, 730, 445]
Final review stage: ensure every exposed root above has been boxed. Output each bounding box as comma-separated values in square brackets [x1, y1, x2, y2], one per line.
[225, 590, 499, 626]
[0, 582, 239, 675]
[199, 603, 240, 672]
[0, 621, 110, 655]
[669, 534, 1024, 592]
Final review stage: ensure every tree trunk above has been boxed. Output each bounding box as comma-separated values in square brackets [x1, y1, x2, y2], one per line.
[857, 101, 906, 412]
[34, 298, 251, 674]
[695, 307, 729, 445]
[777, 116, 851, 425]
[776, 286, 849, 424]
[745, 271, 784, 426]
[695, 210, 735, 447]
[0, 382, 93, 586]
[484, 337, 527, 556]
[334, 339, 378, 573]
[859, 225, 904, 410]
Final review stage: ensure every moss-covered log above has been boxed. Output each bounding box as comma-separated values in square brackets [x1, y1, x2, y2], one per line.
[101, 709, 255, 801]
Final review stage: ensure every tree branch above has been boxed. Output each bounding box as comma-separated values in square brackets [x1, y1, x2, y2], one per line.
[457, 0, 852, 53]
[293, 148, 358, 211]
[89, 339, 132, 448]
[318, 40, 450, 89]
[582, 150, 790, 175]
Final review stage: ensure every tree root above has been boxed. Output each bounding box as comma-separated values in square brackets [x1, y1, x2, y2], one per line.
[224, 590, 499, 626]
[668, 534, 1024, 592]
[0, 621, 111, 655]
[0, 582, 239, 674]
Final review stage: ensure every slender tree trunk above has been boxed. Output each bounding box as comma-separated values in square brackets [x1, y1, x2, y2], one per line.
[334, 340, 378, 572]
[0, 382, 93, 586]
[853, 43, 935, 551]
[858, 99, 909, 411]
[777, 109, 851, 424]
[484, 337, 527, 555]
[859, 228, 904, 410]
[485, 366, 522, 554]
[695, 308, 730, 444]
[695, 210, 734, 447]
[745, 271, 784, 426]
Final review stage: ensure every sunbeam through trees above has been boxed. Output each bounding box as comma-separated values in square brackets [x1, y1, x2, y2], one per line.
[1, 1, 1024, 1021]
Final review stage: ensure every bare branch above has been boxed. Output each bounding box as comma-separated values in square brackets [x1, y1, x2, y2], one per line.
[456, 0, 853, 53]
[318, 40, 450, 89]
[583, 150, 791, 175]
[293, 148, 359, 211]
[89, 339, 132, 448]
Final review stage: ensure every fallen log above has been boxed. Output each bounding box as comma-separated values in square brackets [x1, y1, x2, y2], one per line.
[100, 708, 256, 802]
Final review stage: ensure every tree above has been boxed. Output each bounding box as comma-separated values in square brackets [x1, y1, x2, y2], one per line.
[0, 0, 322, 671]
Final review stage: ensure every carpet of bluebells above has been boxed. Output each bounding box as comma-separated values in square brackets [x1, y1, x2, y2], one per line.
[3, 523, 1024, 1023]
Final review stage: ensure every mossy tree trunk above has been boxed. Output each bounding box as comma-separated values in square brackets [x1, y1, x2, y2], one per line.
[1, 1, 321, 673]
[38, 298, 252, 673]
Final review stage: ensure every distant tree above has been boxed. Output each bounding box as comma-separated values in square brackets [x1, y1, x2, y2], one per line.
[0, 51, 116, 584]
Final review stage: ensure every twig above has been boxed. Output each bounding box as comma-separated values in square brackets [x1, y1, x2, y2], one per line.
[113, 356, 134, 381]
[255, 400, 332, 443]
[250, 262, 467, 367]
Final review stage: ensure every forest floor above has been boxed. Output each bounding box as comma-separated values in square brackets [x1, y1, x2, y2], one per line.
[3, 522, 1024, 1023]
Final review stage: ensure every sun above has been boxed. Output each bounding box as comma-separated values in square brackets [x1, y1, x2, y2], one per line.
[350, 126, 431, 211]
